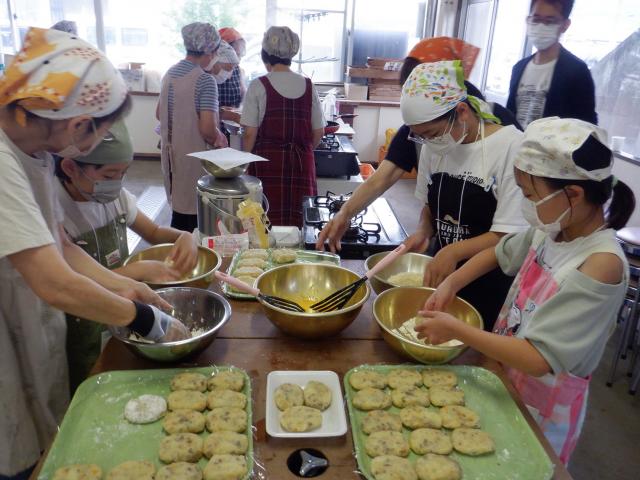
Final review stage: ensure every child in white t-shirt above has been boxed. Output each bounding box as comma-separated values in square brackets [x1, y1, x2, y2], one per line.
[415, 117, 633, 464]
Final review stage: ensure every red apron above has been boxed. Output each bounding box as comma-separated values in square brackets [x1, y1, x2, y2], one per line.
[248, 76, 317, 226]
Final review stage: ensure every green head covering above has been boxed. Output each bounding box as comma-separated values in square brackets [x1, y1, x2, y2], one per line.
[80, 120, 133, 165]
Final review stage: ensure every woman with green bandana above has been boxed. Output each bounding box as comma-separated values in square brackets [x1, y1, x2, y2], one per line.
[55, 120, 199, 392]
[401, 60, 528, 330]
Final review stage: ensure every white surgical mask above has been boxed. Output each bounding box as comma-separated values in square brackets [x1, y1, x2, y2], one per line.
[213, 68, 233, 84]
[425, 115, 467, 155]
[521, 190, 570, 234]
[204, 55, 219, 71]
[526, 23, 561, 51]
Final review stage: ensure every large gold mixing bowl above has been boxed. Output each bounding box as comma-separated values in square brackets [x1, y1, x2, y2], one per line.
[255, 263, 370, 339]
[123, 244, 221, 289]
[373, 287, 483, 364]
[364, 251, 432, 294]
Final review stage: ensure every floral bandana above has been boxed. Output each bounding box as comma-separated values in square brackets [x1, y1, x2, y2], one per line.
[400, 60, 499, 126]
[182, 22, 221, 55]
[219, 27, 243, 44]
[216, 41, 239, 65]
[408, 37, 480, 79]
[515, 117, 612, 181]
[262, 26, 300, 59]
[0, 27, 127, 126]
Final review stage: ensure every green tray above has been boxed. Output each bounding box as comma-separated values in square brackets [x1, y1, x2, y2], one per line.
[38, 366, 253, 479]
[344, 364, 554, 480]
[222, 248, 341, 300]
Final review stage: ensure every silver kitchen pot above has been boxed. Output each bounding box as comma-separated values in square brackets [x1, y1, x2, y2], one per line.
[197, 174, 268, 236]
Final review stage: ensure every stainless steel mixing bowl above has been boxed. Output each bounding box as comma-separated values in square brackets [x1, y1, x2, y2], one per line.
[201, 160, 249, 178]
[109, 287, 231, 362]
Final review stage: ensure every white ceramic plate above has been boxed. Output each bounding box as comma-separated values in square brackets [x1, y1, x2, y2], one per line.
[266, 370, 348, 438]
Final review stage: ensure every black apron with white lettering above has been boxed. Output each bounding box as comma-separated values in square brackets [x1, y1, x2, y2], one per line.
[427, 171, 514, 330]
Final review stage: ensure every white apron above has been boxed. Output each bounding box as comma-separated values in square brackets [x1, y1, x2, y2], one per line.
[0, 153, 68, 475]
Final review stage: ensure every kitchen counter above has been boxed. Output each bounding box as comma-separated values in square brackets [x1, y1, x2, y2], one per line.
[31, 259, 572, 480]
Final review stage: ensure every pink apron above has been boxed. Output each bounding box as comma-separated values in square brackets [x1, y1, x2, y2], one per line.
[493, 237, 591, 465]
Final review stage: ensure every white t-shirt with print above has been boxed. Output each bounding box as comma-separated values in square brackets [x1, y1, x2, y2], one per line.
[56, 180, 138, 239]
[515, 59, 557, 129]
[415, 124, 527, 235]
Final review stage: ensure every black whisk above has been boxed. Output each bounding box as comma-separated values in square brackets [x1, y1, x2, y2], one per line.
[215, 271, 306, 312]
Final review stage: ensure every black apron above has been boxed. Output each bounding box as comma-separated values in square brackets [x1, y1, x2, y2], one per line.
[427, 170, 514, 331]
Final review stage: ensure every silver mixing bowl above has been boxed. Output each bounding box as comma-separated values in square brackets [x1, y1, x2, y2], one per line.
[109, 287, 231, 362]
[201, 160, 249, 178]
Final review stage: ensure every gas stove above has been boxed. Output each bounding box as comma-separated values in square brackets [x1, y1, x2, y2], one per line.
[314, 134, 360, 178]
[303, 192, 408, 259]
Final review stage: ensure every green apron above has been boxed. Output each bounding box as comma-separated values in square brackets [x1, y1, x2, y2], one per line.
[61, 190, 129, 394]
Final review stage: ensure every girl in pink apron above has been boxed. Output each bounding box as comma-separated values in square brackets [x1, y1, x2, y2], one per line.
[414, 117, 634, 464]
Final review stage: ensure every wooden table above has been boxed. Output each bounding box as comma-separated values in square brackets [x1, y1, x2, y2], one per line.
[32, 260, 572, 479]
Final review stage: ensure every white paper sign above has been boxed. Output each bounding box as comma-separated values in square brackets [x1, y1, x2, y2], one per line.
[187, 148, 268, 170]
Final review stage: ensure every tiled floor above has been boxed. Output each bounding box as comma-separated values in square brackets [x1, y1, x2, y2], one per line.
[125, 158, 640, 480]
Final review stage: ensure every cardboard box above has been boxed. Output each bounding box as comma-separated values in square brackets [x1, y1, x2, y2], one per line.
[344, 83, 368, 100]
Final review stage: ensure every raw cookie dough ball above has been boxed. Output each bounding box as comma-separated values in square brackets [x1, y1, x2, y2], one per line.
[240, 249, 269, 260]
[274, 383, 304, 411]
[208, 371, 245, 392]
[156, 462, 202, 480]
[365, 431, 410, 458]
[280, 405, 322, 432]
[349, 370, 387, 390]
[391, 387, 430, 408]
[415, 454, 462, 480]
[271, 248, 297, 264]
[233, 266, 263, 278]
[167, 391, 207, 411]
[203, 454, 247, 480]
[370, 455, 417, 480]
[353, 388, 391, 411]
[421, 369, 458, 388]
[361, 410, 403, 435]
[203, 431, 249, 457]
[303, 380, 332, 411]
[106, 460, 155, 480]
[159, 433, 203, 463]
[171, 372, 208, 392]
[124, 394, 167, 424]
[429, 387, 465, 407]
[399, 406, 442, 430]
[207, 390, 247, 410]
[53, 464, 102, 480]
[386, 369, 422, 389]
[206, 407, 247, 433]
[440, 405, 480, 429]
[409, 428, 453, 455]
[163, 409, 206, 434]
[451, 428, 495, 456]
[237, 258, 268, 269]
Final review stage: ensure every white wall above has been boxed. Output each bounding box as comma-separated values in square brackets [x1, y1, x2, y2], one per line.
[351, 105, 404, 164]
[612, 155, 640, 227]
[125, 94, 160, 156]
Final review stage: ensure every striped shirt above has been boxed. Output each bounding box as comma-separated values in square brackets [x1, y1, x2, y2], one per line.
[165, 60, 218, 133]
[218, 65, 243, 108]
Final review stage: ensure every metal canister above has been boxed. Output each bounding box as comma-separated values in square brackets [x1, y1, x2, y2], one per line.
[196, 174, 266, 236]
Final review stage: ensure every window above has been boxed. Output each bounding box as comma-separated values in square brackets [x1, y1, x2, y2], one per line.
[121, 28, 148, 47]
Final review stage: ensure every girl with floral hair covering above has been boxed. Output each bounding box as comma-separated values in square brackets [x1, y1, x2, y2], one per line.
[0, 28, 187, 478]
[400, 60, 528, 329]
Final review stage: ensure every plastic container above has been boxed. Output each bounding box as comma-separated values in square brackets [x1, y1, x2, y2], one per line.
[359, 163, 375, 180]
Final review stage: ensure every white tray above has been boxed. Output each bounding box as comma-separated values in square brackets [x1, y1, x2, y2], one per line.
[266, 370, 348, 438]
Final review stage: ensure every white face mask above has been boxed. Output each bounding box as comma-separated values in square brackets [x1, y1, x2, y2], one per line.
[213, 68, 233, 84]
[204, 55, 219, 71]
[425, 115, 467, 155]
[521, 190, 570, 234]
[527, 23, 561, 51]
